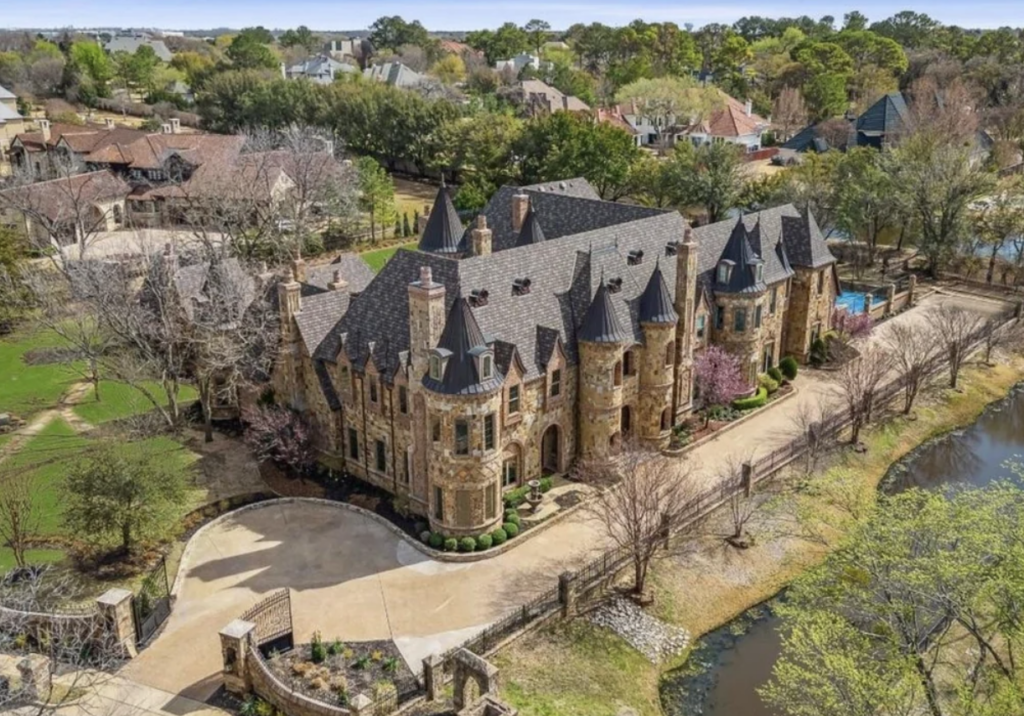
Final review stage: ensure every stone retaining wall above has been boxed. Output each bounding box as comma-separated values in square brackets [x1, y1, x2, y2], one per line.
[247, 647, 354, 716]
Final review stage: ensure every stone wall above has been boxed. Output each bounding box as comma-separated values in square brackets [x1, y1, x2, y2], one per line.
[784, 267, 835, 362]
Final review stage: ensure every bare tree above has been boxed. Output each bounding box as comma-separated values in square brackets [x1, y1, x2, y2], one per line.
[721, 454, 758, 547]
[929, 304, 987, 389]
[0, 462, 41, 571]
[577, 441, 698, 597]
[981, 314, 1023, 365]
[815, 117, 852, 150]
[885, 321, 940, 415]
[904, 75, 982, 147]
[772, 87, 808, 142]
[791, 399, 842, 475]
[832, 344, 892, 446]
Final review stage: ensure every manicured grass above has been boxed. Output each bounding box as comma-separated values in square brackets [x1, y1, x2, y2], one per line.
[0, 326, 81, 419]
[360, 241, 418, 273]
[72, 380, 199, 424]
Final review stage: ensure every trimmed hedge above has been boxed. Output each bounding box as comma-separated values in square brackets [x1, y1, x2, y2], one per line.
[443, 537, 458, 552]
[503, 521, 520, 538]
[459, 536, 477, 553]
[779, 356, 799, 380]
[758, 373, 779, 395]
[504, 511, 522, 527]
[491, 528, 508, 545]
[476, 533, 492, 550]
[732, 386, 768, 411]
[428, 532, 443, 549]
[767, 366, 783, 383]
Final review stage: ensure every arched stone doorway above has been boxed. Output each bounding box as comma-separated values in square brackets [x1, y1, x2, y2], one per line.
[621, 405, 632, 437]
[541, 424, 561, 474]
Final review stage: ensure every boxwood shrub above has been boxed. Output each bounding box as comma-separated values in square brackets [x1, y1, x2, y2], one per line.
[779, 356, 798, 380]
[502, 521, 520, 538]
[459, 536, 477, 553]
[443, 537, 458, 552]
[758, 373, 779, 395]
[504, 511, 521, 527]
[767, 366, 783, 383]
[428, 532, 443, 549]
[476, 533, 493, 550]
[732, 386, 768, 411]
[491, 528, 508, 545]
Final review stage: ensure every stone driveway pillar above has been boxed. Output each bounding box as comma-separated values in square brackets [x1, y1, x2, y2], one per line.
[422, 653, 443, 701]
[558, 571, 578, 618]
[96, 588, 138, 659]
[219, 619, 256, 695]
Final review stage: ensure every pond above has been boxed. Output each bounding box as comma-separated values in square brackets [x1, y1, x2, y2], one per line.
[661, 385, 1024, 716]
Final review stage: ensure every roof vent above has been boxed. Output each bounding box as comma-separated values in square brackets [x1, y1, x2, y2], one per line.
[558, 181, 566, 189]
[468, 289, 490, 307]
[606, 277, 624, 293]
[512, 278, 532, 296]
[664, 241, 678, 256]
[627, 249, 644, 266]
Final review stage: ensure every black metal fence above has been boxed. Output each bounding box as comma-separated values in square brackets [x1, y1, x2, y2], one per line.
[241, 588, 294, 657]
[132, 557, 171, 645]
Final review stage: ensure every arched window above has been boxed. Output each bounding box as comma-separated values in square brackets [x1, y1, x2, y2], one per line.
[481, 355, 493, 379]
[613, 360, 623, 386]
[661, 407, 672, 431]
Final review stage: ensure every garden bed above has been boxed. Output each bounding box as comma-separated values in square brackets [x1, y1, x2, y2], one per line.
[668, 383, 795, 451]
[266, 638, 417, 707]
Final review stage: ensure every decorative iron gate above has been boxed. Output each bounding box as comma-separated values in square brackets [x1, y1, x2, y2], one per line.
[133, 557, 171, 645]
[241, 589, 294, 657]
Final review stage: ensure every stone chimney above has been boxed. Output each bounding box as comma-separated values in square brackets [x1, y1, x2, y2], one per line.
[39, 119, 50, 142]
[408, 266, 447, 380]
[169, 118, 181, 134]
[470, 215, 492, 257]
[328, 269, 349, 292]
[744, 99, 753, 117]
[104, 118, 115, 130]
[512, 193, 529, 232]
[161, 123, 172, 134]
[278, 268, 302, 343]
[291, 256, 307, 283]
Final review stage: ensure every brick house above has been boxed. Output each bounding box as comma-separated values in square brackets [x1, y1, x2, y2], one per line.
[271, 179, 836, 537]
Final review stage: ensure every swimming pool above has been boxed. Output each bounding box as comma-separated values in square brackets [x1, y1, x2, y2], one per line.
[835, 290, 884, 314]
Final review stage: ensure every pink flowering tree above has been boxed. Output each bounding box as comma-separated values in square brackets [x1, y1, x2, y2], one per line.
[694, 345, 745, 426]
[243, 404, 317, 478]
[832, 307, 874, 340]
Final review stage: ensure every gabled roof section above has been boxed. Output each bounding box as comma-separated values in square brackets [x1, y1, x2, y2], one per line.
[714, 219, 767, 294]
[855, 92, 909, 136]
[515, 204, 546, 246]
[418, 184, 465, 255]
[638, 261, 678, 324]
[781, 211, 834, 268]
[424, 296, 504, 395]
[578, 280, 631, 343]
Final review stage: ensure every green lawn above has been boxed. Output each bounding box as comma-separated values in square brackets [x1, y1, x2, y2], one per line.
[72, 380, 198, 424]
[0, 327, 81, 419]
[361, 241, 418, 273]
[0, 417, 202, 571]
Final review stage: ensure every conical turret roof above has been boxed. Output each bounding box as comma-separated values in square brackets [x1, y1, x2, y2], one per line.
[638, 261, 678, 324]
[515, 204, 546, 246]
[418, 184, 464, 254]
[579, 280, 631, 343]
[715, 218, 766, 294]
[424, 296, 503, 395]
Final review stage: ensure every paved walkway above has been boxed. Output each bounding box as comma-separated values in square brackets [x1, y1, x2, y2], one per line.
[125, 291, 1013, 702]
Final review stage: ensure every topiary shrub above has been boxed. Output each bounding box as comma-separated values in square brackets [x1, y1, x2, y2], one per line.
[539, 477, 553, 492]
[767, 366, 783, 383]
[476, 533, 493, 550]
[491, 528, 508, 545]
[758, 373, 779, 395]
[503, 521, 520, 538]
[443, 537, 458, 552]
[459, 536, 477, 553]
[428, 532, 443, 549]
[779, 356, 798, 380]
[732, 387, 768, 411]
[809, 338, 828, 367]
[504, 511, 521, 527]
[503, 486, 529, 509]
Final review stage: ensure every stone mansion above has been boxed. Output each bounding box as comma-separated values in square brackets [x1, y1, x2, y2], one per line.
[272, 179, 837, 537]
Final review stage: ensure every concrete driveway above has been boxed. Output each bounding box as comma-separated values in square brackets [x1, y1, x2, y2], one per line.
[125, 289, 1015, 701]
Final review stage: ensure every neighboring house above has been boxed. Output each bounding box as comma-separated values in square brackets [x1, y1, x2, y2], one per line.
[511, 80, 590, 116]
[594, 108, 642, 146]
[268, 177, 837, 540]
[285, 55, 358, 84]
[324, 38, 372, 65]
[104, 34, 173, 62]
[494, 53, 543, 75]
[0, 170, 130, 247]
[0, 84, 27, 175]
[363, 62, 426, 89]
[603, 91, 770, 152]
[8, 119, 148, 179]
[543, 41, 570, 52]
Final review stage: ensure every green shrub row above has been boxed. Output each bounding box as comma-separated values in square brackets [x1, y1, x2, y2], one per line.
[502, 476, 554, 508]
[419, 513, 523, 553]
[767, 365, 784, 383]
[779, 356, 799, 380]
[758, 373, 779, 395]
[732, 386, 768, 411]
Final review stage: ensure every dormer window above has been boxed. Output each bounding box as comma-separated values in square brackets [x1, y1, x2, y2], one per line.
[717, 263, 730, 284]
[755, 264, 764, 282]
[482, 355, 493, 379]
[627, 250, 644, 266]
[429, 355, 441, 380]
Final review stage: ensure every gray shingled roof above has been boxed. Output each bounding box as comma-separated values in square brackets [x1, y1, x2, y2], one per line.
[304, 253, 375, 294]
[579, 280, 631, 343]
[294, 290, 352, 355]
[780, 212, 833, 268]
[713, 219, 768, 294]
[418, 184, 465, 255]
[638, 261, 678, 324]
[515, 204, 546, 246]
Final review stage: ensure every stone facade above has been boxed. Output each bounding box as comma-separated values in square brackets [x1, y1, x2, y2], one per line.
[784, 266, 837, 362]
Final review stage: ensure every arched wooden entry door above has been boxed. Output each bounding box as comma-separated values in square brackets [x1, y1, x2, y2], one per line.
[541, 424, 561, 474]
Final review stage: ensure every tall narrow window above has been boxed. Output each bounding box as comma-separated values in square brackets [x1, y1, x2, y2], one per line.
[375, 439, 386, 472]
[508, 384, 520, 415]
[398, 385, 408, 414]
[665, 342, 673, 366]
[817, 270, 825, 293]
[623, 350, 634, 376]
[481, 355, 493, 379]
[486, 483, 497, 520]
[369, 379, 378, 403]
[734, 308, 747, 332]
[770, 286, 778, 314]
[348, 427, 359, 460]
[715, 305, 725, 330]
[431, 419, 441, 443]
[503, 458, 518, 488]
[550, 369, 562, 397]
[454, 420, 469, 455]
[434, 486, 444, 520]
[754, 305, 763, 328]
[696, 314, 706, 338]
[613, 361, 623, 386]
[429, 355, 441, 380]
[483, 414, 495, 451]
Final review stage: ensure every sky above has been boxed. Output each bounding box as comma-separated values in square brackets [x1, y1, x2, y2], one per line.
[2, 0, 1022, 31]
